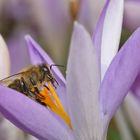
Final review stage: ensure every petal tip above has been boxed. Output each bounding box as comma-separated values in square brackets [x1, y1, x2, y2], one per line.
[74, 21, 85, 32]
[0, 35, 6, 47]
[24, 34, 33, 43]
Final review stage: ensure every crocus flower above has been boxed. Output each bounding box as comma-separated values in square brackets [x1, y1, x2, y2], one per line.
[1, 0, 140, 140]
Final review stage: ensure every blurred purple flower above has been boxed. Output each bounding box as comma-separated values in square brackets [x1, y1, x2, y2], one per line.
[24, 0, 105, 65]
[124, 0, 140, 31]
[0, 0, 105, 66]
[7, 30, 30, 74]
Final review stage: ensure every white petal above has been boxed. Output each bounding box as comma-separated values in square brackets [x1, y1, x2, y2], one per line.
[101, 0, 124, 79]
[67, 22, 102, 140]
[0, 35, 10, 79]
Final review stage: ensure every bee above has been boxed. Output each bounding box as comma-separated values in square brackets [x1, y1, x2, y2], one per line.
[0, 64, 58, 105]
[0, 63, 72, 128]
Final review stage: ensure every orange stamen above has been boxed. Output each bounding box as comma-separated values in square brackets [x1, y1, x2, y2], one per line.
[39, 83, 72, 129]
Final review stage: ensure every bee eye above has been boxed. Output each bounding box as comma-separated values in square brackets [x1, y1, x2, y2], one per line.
[43, 67, 49, 72]
[41, 65, 50, 73]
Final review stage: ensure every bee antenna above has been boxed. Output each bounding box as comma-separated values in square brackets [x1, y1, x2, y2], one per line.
[50, 64, 65, 70]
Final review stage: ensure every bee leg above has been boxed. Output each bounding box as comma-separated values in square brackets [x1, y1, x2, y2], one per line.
[51, 78, 59, 89]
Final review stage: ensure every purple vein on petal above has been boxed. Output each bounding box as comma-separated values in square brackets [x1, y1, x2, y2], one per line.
[100, 28, 140, 128]
[0, 85, 73, 140]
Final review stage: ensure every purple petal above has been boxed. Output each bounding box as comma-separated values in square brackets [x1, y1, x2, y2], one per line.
[93, 0, 124, 79]
[25, 35, 66, 85]
[124, 1, 140, 31]
[78, 0, 105, 34]
[100, 28, 140, 127]
[67, 22, 102, 140]
[0, 85, 73, 140]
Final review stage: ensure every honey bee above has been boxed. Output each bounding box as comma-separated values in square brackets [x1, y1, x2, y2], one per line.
[0, 64, 58, 105]
[0, 63, 72, 128]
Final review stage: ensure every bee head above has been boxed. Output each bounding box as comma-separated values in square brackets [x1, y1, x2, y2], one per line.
[39, 64, 53, 81]
[40, 64, 50, 74]
[40, 64, 64, 88]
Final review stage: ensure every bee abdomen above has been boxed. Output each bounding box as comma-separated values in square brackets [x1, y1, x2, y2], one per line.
[8, 79, 22, 92]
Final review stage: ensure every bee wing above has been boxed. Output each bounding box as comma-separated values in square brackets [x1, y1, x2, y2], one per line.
[0, 72, 26, 86]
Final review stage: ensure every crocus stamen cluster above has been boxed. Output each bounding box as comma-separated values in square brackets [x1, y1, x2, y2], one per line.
[39, 82, 72, 129]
